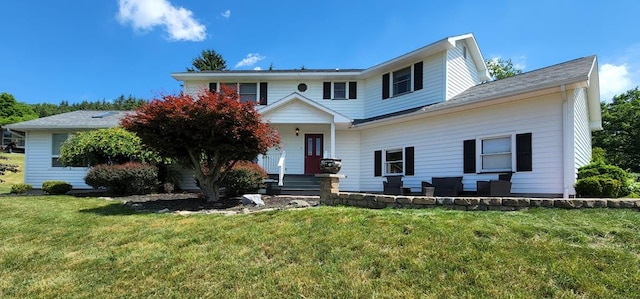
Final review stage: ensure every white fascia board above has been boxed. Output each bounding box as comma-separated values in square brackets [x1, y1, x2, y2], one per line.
[585, 56, 603, 131]
[171, 71, 363, 82]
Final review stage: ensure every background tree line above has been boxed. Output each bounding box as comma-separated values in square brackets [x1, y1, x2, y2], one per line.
[0, 92, 147, 125]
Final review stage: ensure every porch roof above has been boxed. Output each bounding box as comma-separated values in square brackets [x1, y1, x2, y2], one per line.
[258, 92, 352, 124]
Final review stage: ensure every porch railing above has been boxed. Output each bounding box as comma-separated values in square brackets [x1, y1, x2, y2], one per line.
[258, 151, 285, 177]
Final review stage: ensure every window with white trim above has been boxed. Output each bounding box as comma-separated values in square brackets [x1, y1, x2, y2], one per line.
[52, 133, 68, 167]
[333, 82, 346, 99]
[215, 82, 266, 104]
[480, 136, 512, 172]
[385, 149, 403, 175]
[323, 81, 357, 100]
[392, 66, 412, 96]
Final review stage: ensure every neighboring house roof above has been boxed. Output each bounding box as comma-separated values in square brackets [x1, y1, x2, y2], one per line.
[4, 110, 132, 131]
[171, 33, 490, 82]
[353, 55, 600, 128]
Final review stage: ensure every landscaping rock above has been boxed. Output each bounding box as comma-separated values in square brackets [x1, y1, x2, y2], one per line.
[555, 200, 583, 209]
[503, 198, 530, 207]
[288, 199, 311, 208]
[413, 197, 436, 205]
[242, 194, 265, 207]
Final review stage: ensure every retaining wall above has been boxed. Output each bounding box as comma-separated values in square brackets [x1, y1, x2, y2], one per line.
[321, 192, 640, 211]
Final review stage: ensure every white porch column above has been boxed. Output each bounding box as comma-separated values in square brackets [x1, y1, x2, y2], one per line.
[330, 122, 336, 158]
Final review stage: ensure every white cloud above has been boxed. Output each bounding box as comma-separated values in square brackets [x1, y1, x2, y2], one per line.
[235, 53, 265, 68]
[599, 63, 633, 100]
[254, 66, 262, 70]
[117, 0, 206, 42]
[221, 9, 231, 19]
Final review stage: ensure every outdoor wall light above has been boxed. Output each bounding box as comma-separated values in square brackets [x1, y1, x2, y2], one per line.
[295, 127, 300, 136]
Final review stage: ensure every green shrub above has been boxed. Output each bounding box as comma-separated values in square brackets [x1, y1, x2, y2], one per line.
[221, 161, 267, 198]
[84, 162, 158, 195]
[576, 162, 631, 198]
[42, 181, 73, 195]
[10, 183, 32, 194]
[601, 178, 622, 198]
[575, 177, 603, 197]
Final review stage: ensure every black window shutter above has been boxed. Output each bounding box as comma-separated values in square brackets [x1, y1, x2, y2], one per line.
[348, 81, 357, 99]
[414, 61, 423, 91]
[323, 82, 331, 99]
[516, 133, 533, 171]
[405, 147, 414, 176]
[374, 150, 382, 177]
[259, 82, 268, 105]
[208, 82, 217, 93]
[382, 73, 390, 99]
[463, 139, 476, 173]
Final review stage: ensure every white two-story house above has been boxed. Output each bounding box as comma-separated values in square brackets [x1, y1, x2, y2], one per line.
[171, 33, 601, 198]
[8, 33, 601, 198]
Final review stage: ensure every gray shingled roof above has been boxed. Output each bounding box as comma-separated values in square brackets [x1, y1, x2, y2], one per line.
[4, 110, 132, 131]
[448, 55, 596, 104]
[353, 55, 596, 126]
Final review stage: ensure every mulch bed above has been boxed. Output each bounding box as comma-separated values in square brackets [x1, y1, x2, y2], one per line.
[74, 191, 319, 213]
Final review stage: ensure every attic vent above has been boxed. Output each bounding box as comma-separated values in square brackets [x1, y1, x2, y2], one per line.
[92, 111, 116, 118]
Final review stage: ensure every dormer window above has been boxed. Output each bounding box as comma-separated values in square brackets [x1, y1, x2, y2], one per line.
[392, 67, 411, 96]
[382, 61, 423, 99]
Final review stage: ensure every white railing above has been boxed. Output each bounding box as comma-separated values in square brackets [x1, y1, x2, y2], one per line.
[258, 152, 280, 174]
[277, 151, 286, 186]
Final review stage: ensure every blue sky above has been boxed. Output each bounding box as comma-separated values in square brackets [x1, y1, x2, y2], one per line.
[1, 0, 638, 104]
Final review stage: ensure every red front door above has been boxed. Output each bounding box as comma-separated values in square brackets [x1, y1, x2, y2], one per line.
[304, 134, 323, 174]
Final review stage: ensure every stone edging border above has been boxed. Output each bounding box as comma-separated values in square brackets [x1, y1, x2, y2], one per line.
[322, 192, 640, 211]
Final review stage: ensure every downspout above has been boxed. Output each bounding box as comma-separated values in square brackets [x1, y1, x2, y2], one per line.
[560, 84, 572, 198]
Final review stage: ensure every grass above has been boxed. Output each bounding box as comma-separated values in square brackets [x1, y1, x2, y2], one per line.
[0, 153, 24, 193]
[1, 196, 639, 298]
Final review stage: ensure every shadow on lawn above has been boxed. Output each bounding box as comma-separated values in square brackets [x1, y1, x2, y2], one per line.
[78, 202, 141, 216]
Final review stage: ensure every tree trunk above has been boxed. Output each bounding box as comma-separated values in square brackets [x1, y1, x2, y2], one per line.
[200, 175, 221, 202]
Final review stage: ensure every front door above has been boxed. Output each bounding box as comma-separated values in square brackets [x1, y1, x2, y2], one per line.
[304, 134, 323, 174]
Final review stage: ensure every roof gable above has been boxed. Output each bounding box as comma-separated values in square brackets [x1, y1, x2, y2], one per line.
[259, 93, 352, 124]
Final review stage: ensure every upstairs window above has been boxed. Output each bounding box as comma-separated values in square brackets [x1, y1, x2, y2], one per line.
[211, 82, 268, 105]
[382, 62, 423, 99]
[239, 83, 257, 103]
[392, 67, 412, 96]
[333, 82, 346, 99]
[323, 81, 357, 100]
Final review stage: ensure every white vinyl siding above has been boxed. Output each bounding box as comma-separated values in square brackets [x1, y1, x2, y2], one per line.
[573, 88, 592, 171]
[335, 130, 361, 191]
[23, 131, 91, 189]
[262, 100, 333, 124]
[359, 93, 565, 196]
[446, 41, 480, 100]
[363, 53, 445, 119]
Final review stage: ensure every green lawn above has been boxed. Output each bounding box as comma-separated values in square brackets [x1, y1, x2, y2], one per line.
[1, 196, 639, 298]
[0, 153, 24, 193]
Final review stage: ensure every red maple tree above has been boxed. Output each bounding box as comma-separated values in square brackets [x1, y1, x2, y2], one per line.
[121, 87, 280, 201]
